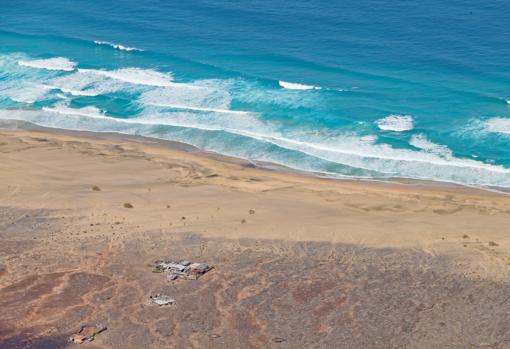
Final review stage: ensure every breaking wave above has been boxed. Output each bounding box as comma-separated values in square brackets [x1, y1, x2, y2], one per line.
[279, 80, 321, 90]
[42, 103, 106, 118]
[139, 80, 248, 115]
[409, 134, 453, 158]
[2, 84, 49, 104]
[93, 40, 143, 52]
[486, 117, 510, 135]
[77, 68, 174, 87]
[18, 57, 77, 71]
[43, 69, 128, 96]
[376, 114, 414, 132]
[145, 103, 249, 115]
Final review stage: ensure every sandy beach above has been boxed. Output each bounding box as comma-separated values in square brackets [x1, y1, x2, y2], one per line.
[1, 123, 510, 349]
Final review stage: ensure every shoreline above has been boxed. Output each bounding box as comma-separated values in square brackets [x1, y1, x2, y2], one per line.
[1, 119, 509, 249]
[1, 120, 510, 348]
[0, 118, 505, 197]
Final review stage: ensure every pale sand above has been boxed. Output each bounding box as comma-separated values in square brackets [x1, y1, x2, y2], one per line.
[1, 127, 509, 251]
[1, 125, 510, 348]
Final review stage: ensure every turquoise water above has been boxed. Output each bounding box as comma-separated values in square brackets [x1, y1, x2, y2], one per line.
[1, 1, 510, 189]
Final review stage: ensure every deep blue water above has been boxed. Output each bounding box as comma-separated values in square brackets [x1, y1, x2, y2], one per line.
[1, 0, 510, 188]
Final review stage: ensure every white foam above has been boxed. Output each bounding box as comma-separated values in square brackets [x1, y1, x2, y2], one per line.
[336, 87, 358, 92]
[376, 114, 414, 132]
[147, 103, 249, 115]
[261, 134, 505, 173]
[360, 135, 378, 143]
[77, 68, 174, 87]
[39, 67, 195, 98]
[247, 133, 510, 189]
[139, 79, 238, 113]
[42, 104, 106, 118]
[139, 108, 267, 135]
[45, 69, 134, 96]
[409, 134, 453, 158]
[233, 79, 319, 109]
[38, 104, 253, 130]
[278, 80, 321, 90]
[42, 84, 100, 97]
[94, 40, 144, 52]
[18, 57, 77, 71]
[486, 117, 510, 135]
[1, 83, 49, 104]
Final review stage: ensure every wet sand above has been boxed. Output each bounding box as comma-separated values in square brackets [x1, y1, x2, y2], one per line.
[1, 125, 510, 348]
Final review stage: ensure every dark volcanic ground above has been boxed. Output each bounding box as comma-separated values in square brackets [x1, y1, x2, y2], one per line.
[1, 207, 510, 349]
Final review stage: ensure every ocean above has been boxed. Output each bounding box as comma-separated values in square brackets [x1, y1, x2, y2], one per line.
[1, 0, 509, 189]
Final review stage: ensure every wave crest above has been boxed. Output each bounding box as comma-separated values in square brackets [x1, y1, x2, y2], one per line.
[376, 114, 414, 132]
[139, 79, 249, 115]
[94, 40, 144, 52]
[486, 117, 510, 135]
[279, 80, 321, 90]
[42, 103, 106, 118]
[18, 57, 77, 71]
[77, 68, 174, 87]
[409, 134, 453, 158]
